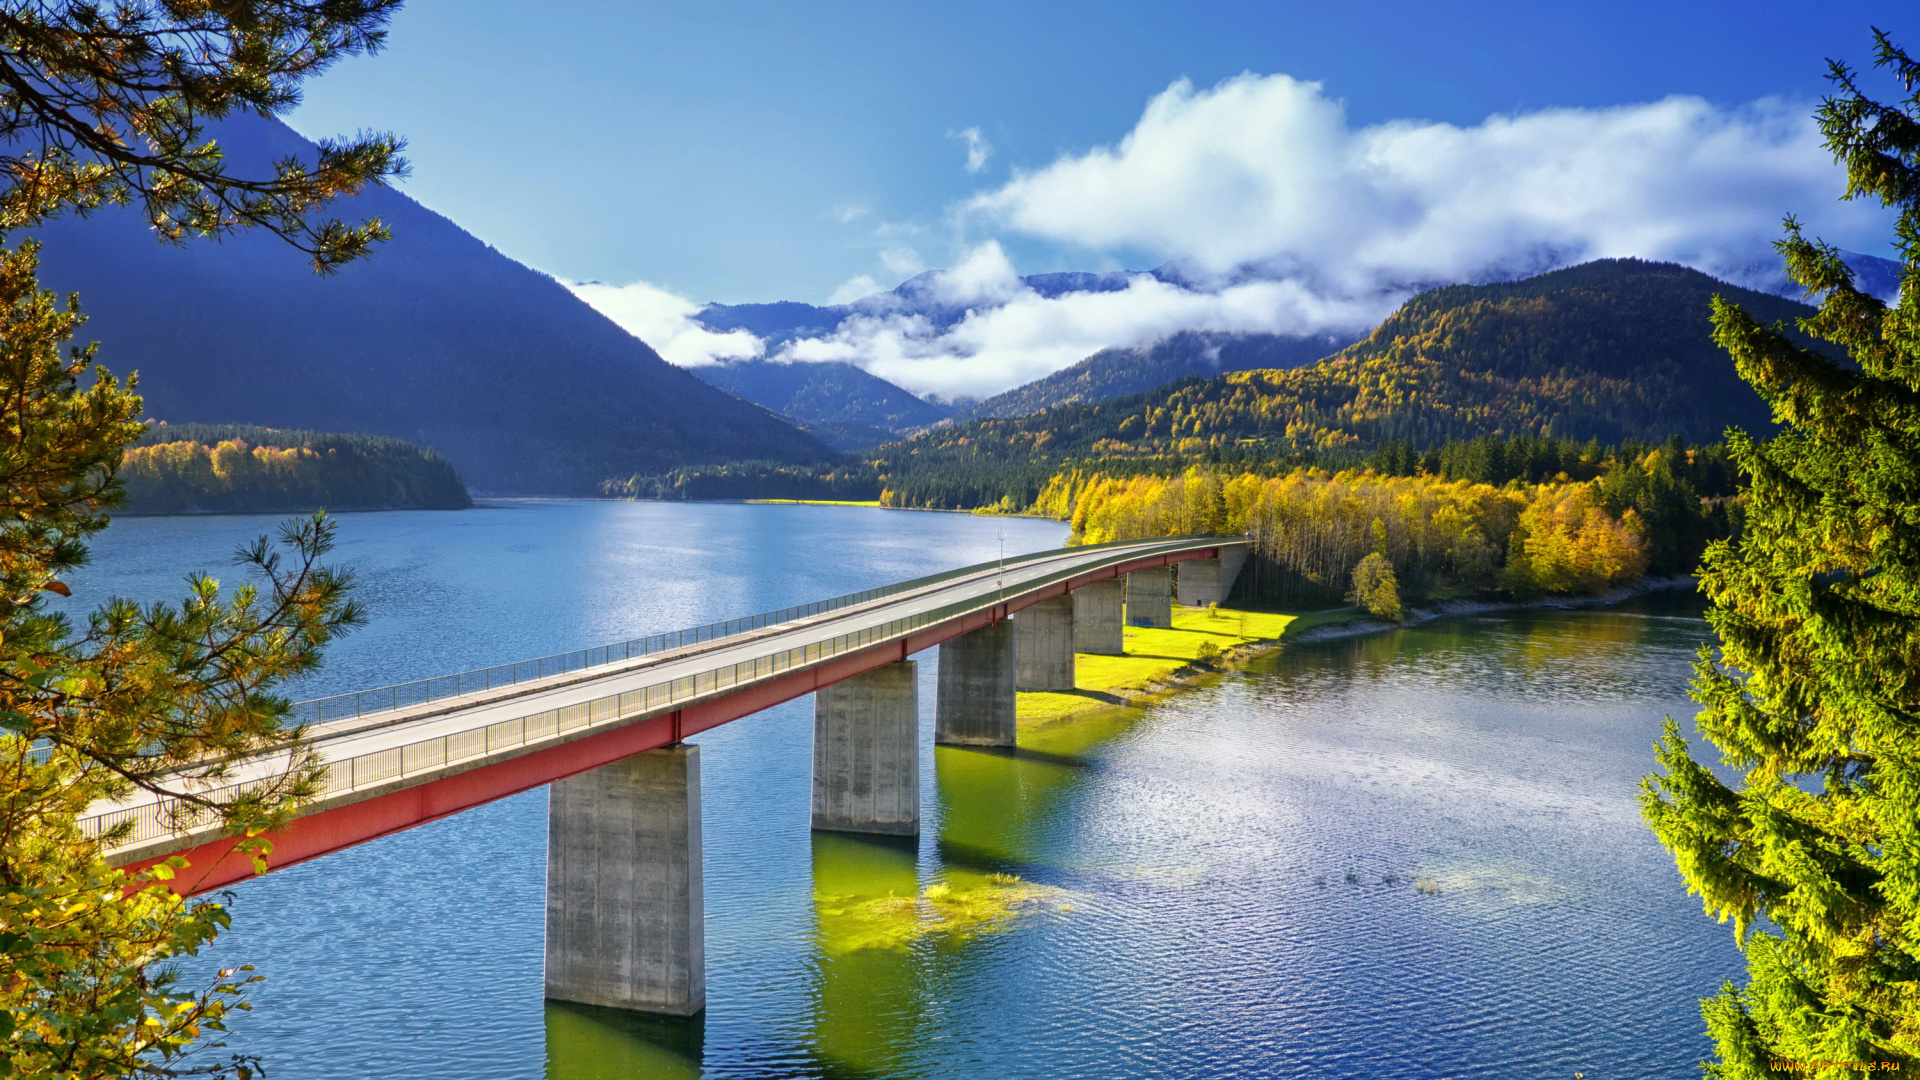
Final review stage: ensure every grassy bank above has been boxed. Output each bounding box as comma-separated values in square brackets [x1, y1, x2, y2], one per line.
[1016, 604, 1363, 725]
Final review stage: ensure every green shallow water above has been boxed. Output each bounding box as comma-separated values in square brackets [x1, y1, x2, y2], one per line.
[66, 502, 1738, 1078]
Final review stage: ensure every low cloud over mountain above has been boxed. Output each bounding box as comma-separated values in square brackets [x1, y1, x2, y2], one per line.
[574, 71, 1895, 401]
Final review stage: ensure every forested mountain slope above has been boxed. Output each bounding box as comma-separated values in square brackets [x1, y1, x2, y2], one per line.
[29, 117, 831, 494]
[886, 258, 1824, 470]
[963, 329, 1355, 420]
[646, 259, 1830, 509]
[691, 359, 951, 440]
[1305, 258, 1830, 447]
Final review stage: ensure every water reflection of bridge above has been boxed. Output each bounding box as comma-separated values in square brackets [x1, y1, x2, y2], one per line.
[91, 534, 1247, 1016]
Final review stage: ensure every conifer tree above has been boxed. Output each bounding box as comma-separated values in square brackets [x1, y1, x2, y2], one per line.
[0, 4, 402, 1076]
[1642, 31, 1920, 1074]
[0, 1, 405, 271]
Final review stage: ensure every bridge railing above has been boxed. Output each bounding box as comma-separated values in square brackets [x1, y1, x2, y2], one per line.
[287, 533, 1231, 727]
[82, 535, 1245, 852]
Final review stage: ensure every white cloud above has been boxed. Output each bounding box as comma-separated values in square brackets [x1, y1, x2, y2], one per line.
[778, 252, 1383, 400]
[920, 241, 1023, 306]
[950, 126, 993, 174]
[966, 73, 1887, 292]
[580, 74, 1896, 405]
[827, 274, 883, 305]
[879, 246, 925, 278]
[832, 202, 870, 224]
[568, 279, 763, 367]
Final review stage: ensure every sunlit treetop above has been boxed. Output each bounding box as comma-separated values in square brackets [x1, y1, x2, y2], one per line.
[0, 1, 408, 273]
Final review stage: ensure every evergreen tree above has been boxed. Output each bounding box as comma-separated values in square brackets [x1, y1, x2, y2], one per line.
[1642, 32, 1920, 1073]
[0, 4, 401, 1075]
[0, 2, 404, 271]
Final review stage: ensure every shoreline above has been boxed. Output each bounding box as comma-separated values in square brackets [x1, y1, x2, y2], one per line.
[1014, 574, 1701, 731]
[1280, 573, 1701, 645]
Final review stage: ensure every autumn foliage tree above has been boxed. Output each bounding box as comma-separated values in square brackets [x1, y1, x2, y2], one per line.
[1347, 552, 1402, 620]
[1641, 32, 1920, 1074]
[0, 3, 403, 1076]
[1056, 465, 1653, 607]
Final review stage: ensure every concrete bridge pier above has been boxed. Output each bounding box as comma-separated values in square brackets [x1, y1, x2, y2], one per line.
[545, 744, 704, 1016]
[1127, 567, 1173, 628]
[1072, 578, 1125, 655]
[1015, 595, 1076, 691]
[812, 661, 919, 836]
[1176, 546, 1251, 607]
[935, 619, 1016, 747]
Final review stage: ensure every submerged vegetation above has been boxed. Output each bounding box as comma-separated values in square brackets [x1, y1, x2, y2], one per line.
[813, 872, 1069, 956]
[122, 424, 471, 513]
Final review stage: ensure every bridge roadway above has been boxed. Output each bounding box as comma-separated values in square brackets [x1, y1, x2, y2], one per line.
[87, 533, 1247, 898]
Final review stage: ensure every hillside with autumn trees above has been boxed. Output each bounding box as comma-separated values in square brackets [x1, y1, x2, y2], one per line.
[610, 259, 1823, 512]
[121, 424, 473, 514]
[1037, 434, 1733, 609]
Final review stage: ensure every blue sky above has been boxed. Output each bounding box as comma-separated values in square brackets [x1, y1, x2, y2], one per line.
[290, 0, 1913, 304]
[286, 2, 1917, 399]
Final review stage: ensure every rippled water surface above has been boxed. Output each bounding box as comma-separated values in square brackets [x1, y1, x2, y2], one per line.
[72, 501, 1740, 1078]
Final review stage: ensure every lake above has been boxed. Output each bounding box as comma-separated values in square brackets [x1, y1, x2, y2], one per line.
[68, 500, 1740, 1078]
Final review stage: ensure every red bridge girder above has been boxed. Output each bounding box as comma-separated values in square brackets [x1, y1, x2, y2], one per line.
[141, 548, 1216, 896]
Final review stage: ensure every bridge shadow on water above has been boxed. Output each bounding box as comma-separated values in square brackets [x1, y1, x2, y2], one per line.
[544, 1001, 703, 1078]
[802, 706, 1155, 1075]
[541, 696, 1153, 1078]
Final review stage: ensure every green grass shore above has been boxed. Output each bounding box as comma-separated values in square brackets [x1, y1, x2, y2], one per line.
[1015, 604, 1363, 725]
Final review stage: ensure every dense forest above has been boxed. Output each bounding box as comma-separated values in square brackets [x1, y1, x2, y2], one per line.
[121, 424, 473, 514]
[620, 259, 1817, 511]
[961, 328, 1353, 420]
[603, 458, 880, 502]
[1046, 436, 1735, 608]
[691, 358, 952, 437]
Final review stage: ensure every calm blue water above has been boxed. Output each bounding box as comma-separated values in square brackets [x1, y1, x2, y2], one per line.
[70, 501, 1739, 1078]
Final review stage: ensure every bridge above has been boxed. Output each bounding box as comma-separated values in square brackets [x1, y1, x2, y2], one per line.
[84, 533, 1249, 1016]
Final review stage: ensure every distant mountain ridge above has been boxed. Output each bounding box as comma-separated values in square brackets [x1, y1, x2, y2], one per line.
[29, 116, 830, 494]
[689, 251, 1901, 435]
[693, 265, 1189, 349]
[689, 359, 952, 448]
[960, 329, 1358, 421]
[668, 259, 1843, 511]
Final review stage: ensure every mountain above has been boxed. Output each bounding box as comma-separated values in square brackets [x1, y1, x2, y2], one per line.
[27, 117, 831, 494]
[689, 251, 1901, 436]
[692, 265, 1186, 350]
[691, 270, 1353, 433]
[1292, 257, 1834, 446]
[688, 359, 952, 446]
[1741, 249, 1904, 304]
[694, 301, 849, 350]
[786, 419, 900, 453]
[961, 329, 1357, 421]
[710, 259, 1840, 510]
